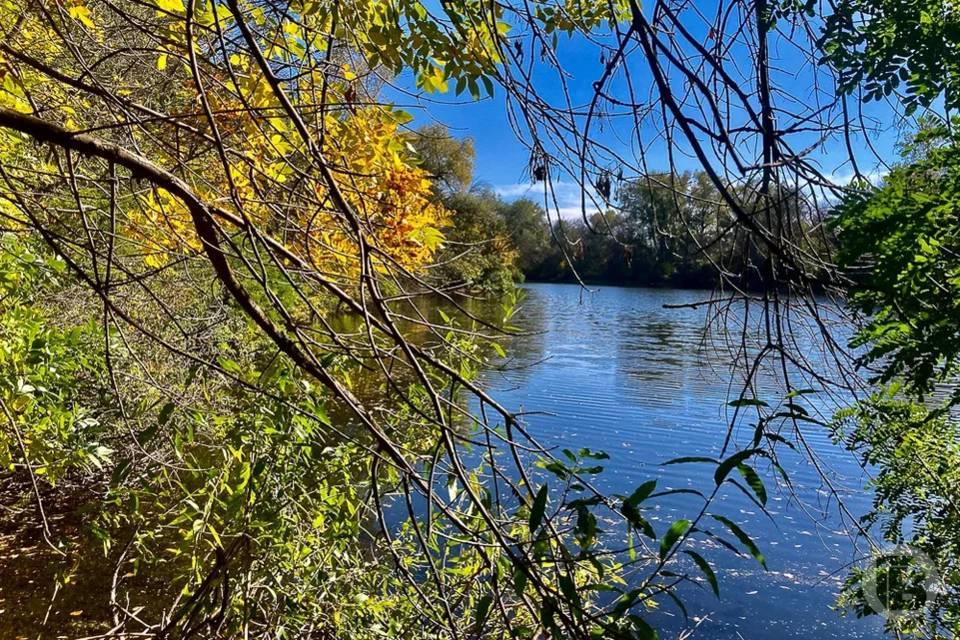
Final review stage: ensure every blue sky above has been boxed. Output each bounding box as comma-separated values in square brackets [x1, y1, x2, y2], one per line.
[390, 9, 905, 218]
[400, 31, 628, 216]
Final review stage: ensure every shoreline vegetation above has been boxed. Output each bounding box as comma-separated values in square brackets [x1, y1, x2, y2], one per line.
[2, 0, 960, 639]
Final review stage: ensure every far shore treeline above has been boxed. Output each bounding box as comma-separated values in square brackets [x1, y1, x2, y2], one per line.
[415, 124, 830, 292]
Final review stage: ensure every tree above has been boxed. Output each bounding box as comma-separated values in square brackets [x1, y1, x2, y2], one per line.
[433, 189, 520, 292]
[1, 0, 936, 637]
[410, 123, 477, 194]
[498, 197, 556, 277]
[411, 125, 519, 291]
[1, 1, 763, 638]
[820, 0, 960, 115]
[828, 121, 960, 637]
[832, 123, 960, 399]
[832, 391, 960, 639]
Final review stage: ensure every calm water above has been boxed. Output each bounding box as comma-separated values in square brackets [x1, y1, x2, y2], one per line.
[474, 283, 881, 639]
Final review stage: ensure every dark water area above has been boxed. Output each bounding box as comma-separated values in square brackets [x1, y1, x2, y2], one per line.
[471, 283, 881, 639]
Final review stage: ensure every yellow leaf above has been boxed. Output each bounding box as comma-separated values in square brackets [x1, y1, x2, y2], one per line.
[269, 133, 291, 155]
[68, 4, 95, 28]
[193, 2, 226, 26]
[207, 523, 223, 548]
[154, 0, 184, 13]
[156, 53, 168, 71]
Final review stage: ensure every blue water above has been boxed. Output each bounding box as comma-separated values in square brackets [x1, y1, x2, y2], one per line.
[476, 283, 882, 639]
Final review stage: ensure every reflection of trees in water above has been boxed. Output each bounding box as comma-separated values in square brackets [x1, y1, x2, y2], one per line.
[476, 288, 549, 389]
[427, 293, 550, 399]
[326, 293, 546, 435]
[534, 289, 855, 430]
[614, 318, 686, 383]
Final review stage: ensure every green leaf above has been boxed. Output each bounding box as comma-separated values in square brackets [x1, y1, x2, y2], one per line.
[628, 614, 658, 640]
[613, 588, 643, 616]
[714, 448, 763, 486]
[727, 479, 767, 512]
[574, 505, 598, 547]
[625, 479, 657, 507]
[158, 401, 175, 425]
[683, 550, 719, 597]
[622, 480, 658, 538]
[659, 519, 691, 559]
[481, 75, 494, 97]
[314, 405, 331, 426]
[578, 447, 609, 460]
[710, 515, 767, 569]
[513, 565, 528, 595]
[559, 574, 581, 610]
[542, 460, 569, 479]
[662, 589, 690, 620]
[392, 109, 414, 125]
[736, 463, 767, 506]
[697, 527, 742, 555]
[473, 593, 493, 636]
[663, 456, 718, 466]
[649, 488, 706, 500]
[136, 423, 159, 446]
[625, 511, 656, 539]
[763, 432, 797, 451]
[110, 459, 131, 486]
[728, 397, 768, 408]
[529, 484, 548, 532]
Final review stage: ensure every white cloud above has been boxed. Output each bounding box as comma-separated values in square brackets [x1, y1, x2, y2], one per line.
[554, 206, 603, 220]
[826, 167, 888, 186]
[493, 181, 604, 220]
[493, 182, 538, 198]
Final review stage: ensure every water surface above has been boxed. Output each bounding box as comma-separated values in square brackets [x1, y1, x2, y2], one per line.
[475, 283, 879, 639]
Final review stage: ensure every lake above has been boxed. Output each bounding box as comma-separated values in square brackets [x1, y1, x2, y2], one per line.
[473, 282, 881, 639]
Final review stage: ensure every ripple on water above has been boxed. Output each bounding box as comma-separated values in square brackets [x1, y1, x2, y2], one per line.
[476, 283, 881, 640]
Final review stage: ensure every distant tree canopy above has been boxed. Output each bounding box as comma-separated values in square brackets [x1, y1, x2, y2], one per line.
[431, 188, 520, 292]
[410, 123, 477, 194]
[564, 172, 734, 287]
[499, 198, 555, 278]
[415, 159, 829, 290]
[411, 125, 520, 292]
[412, 123, 826, 290]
